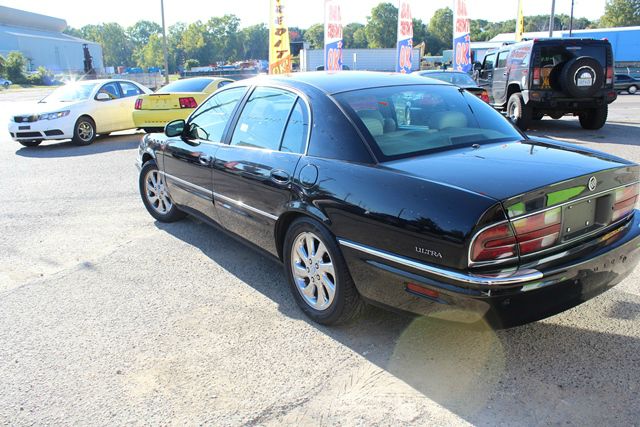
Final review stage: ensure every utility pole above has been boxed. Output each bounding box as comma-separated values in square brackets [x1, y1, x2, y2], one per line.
[161, 0, 170, 85]
[569, 0, 575, 37]
[549, 0, 556, 37]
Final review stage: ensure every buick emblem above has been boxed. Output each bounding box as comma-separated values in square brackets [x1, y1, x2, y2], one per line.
[588, 176, 597, 191]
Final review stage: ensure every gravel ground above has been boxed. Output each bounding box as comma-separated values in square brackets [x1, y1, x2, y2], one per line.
[0, 88, 639, 426]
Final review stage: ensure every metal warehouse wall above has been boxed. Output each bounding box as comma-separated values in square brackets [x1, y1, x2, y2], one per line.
[301, 48, 421, 72]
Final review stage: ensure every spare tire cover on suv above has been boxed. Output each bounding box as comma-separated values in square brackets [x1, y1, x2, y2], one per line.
[560, 56, 604, 98]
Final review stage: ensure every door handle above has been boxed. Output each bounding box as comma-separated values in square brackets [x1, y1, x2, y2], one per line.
[503, 72, 508, 76]
[270, 169, 290, 184]
[198, 154, 212, 165]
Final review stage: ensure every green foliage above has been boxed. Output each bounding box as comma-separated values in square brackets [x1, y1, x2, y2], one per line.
[365, 2, 398, 48]
[127, 20, 162, 46]
[4, 51, 27, 83]
[184, 59, 200, 70]
[136, 34, 165, 68]
[601, 0, 640, 27]
[240, 24, 269, 59]
[428, 7, 453, 54]
[26, 66, 53, 85]
[343, 23, 365, 48]
[304, 23, 324, 49]
[412, 18, 428, 46]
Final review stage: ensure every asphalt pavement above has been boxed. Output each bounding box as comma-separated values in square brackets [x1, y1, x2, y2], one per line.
[0, 88, 639, 425]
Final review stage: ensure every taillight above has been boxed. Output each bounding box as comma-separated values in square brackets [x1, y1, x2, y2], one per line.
[532, 67, 541, 86]
[179, 97, 198, 108]
[479, 90, 490, 103]
[134, 99, 143, 110]
[606, 66, 614, 85]
[612, 184, 639, 221]
[511, 207, 562, 255]
[470, 223, 517, 262]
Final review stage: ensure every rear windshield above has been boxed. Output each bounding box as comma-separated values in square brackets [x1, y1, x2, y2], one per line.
[156, 78, 212, 93]
[538, 45, 607, 67]
[334, 85, 522, 161]
[423, 72, 476, 86]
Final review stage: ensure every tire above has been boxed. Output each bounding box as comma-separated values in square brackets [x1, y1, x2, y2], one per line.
[139, 160, 186, 222]
[72, 116, 97, 145]
[2, 82, 9, 89]
[628, 85, 638, 95]
[560, 56, 604, 98]
[506, 92, 532, 130]
[549, 112, 564, 120]
[532, 111, 544, 120]
[18, 140, 42, 147]
[579, 105, 608, 130]
[283, 217, 365, 325]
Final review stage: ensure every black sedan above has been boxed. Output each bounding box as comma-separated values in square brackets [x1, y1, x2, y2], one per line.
[614, 74, 639, 94]
[137, 71, 640, 328]
[418, 70, 490, 102]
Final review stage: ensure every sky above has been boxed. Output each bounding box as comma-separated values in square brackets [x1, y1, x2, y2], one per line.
[4, 0, 607, 30]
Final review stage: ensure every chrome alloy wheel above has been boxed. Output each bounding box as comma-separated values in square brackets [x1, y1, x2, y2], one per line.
[291, 231, 336, 311]
[144, 170, 173, 215]
[77, 121, 94, 142]
[508, 101, 520, 122]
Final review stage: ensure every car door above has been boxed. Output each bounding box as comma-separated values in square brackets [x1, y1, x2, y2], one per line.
[91, 81, 123, 132]
[491, 51, 509, 105]
[117, 81, 145, 129]
[212, 86, 309, 255]
[477, 52, 495, 96]
[162, 87, 248, 222]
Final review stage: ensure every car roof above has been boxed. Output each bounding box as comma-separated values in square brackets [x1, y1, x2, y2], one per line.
[233, 71, 449, 95]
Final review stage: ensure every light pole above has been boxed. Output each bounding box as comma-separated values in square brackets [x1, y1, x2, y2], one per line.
[549, 0, 556, 37]
[161, 0, 170, 85]
[569, 0, 575, 37]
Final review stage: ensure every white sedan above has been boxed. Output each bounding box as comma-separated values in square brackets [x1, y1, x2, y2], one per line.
[8, 79, 151, 147]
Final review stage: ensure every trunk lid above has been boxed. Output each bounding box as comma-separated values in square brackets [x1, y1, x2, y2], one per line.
[139, 92, 204, 110]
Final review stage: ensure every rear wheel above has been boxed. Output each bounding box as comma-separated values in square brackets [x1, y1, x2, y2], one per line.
[507, 92, 532, 130]
[283, 217, 365, 325]
[139, 160, 186, 222]
[579, 105, 608, 130]
[628, 85, 637, 95]
[18, 140, 42, 147]
[72, 116, 96, 145]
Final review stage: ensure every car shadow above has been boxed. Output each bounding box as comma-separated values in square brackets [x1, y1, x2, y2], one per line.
[155, 217, 640, 425]
[14, 133, 143, 158]
[527, 119, 640, 146]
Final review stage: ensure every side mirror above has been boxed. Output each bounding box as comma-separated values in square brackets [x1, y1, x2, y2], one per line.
[165, 119, 185, 137]
[96, 92, 111, 101]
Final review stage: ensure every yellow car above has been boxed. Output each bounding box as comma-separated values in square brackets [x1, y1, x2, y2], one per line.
[133, 77, 233, 132]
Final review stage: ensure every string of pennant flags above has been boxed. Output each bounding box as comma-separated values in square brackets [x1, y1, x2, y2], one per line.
[268, 0, 477, 74]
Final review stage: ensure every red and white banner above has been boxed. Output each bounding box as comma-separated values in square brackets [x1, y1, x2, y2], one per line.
[396, 0, 413, 73]
[453, 0, 471, 72]
[324, 0, 343, 71]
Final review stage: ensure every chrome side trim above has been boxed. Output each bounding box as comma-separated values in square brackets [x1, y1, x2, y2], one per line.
[161, 171, 213, 199]
[213, 191, 279, 221]
[338, 239, 543, 286]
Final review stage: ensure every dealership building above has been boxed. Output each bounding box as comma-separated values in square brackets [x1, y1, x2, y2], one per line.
[0, 5, 103, 73]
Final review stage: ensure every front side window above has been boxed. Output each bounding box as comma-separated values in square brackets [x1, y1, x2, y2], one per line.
[496, 52, 508, 69]
[98, 82, 121, 99]
[335, 84, 522, 161]
[483, 53, 495, 70]
[230, 87, 297, 151]
[120, 81, 143, 97]
[187, 87, 246, 141]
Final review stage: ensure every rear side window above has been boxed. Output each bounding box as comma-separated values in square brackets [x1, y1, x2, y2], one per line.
[538, 45, 607, 68]
[119, 81, 143, 97]
[280, 99, 309, 154]
[230, 87, 297, 151]
[334, 84, 522, 161]
[157, 78, 213, 93]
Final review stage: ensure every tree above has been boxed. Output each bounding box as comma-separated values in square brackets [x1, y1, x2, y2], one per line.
[304, 23, 324, 49]
[184, 59, 200, 70]
[180, 21, 208, 64]
[167, 22, 187, 72]
[240, 24, 269, 59]
[343, 23, 366, 48]
[127, 21, 162, 46]
[600, 0, 640, 27]
[206, 15, 242, 62]
[365, 2, 398, 48]
[428, 7, 453, 54]
[353, 26, 368, 48]
[136, 34, 164, 68]
[4, 51, 27, 83]
[412, 18, 428, 46]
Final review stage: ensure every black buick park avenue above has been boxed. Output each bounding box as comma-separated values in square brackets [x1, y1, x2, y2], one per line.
[137, 72, 640, 328]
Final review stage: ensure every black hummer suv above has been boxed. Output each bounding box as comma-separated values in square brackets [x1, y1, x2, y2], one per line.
[476, 38, 617, 130]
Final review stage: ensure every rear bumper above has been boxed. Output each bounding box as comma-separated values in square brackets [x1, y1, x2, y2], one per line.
[340, 212, 640, 328]
[132, 109, 191, 128]
[522, 89, 617, 110]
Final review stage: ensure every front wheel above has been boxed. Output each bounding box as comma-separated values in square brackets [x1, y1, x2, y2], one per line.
[578, 105, 608, 130]
[2, 82, 9, 89]
[139, 160, 186, 222]
[283, 217, 365, 325]
[18, 140, 42, 147]
[628, 85, 637, 95]
[72, 116, 97, 145]
[506, 92, 532, 130]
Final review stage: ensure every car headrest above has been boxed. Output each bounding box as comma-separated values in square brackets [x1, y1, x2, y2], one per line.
[430, 111, 468, 129]
[361, 117, 384, 137]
